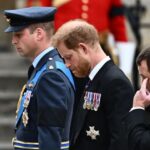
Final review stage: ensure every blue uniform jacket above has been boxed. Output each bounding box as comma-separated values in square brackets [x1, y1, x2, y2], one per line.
[13, 49, 75, 150]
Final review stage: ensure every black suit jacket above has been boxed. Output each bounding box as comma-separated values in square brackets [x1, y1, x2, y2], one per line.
[125, 107, 150, 150]
[70, 60, 134, 150]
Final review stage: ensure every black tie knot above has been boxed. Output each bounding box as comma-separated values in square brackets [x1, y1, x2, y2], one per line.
[85, 77, 91, 89]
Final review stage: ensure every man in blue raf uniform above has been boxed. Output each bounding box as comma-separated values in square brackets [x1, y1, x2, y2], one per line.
[4, 7, 75, 150]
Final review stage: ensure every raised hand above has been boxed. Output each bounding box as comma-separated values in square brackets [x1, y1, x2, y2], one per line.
[133, 78, 150, 108]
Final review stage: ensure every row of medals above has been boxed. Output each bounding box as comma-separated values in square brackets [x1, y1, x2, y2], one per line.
[83, 91, 101, 111]
[22, 89, 32, 127]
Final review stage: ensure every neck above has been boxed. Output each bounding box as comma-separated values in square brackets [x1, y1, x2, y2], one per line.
[90, 45, 107, 69]
[30, 40, 52, 61]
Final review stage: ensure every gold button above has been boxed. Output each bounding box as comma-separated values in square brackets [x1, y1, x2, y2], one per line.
[82, 5, 88, 11]
[81, 13, 88, 20]
[82, 0, 89, 4]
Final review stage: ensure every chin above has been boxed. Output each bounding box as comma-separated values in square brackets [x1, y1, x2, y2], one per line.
[73, 72, 81, 78]
[73, 70, 87, 78]
[18, 52, 27, 58]
[76, 74, 87, 78]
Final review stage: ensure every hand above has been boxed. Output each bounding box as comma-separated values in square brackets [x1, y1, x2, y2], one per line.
[133, 78, 150, 108]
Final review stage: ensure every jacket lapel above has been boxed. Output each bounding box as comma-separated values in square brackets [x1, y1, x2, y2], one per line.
[71, 92, 88, 144]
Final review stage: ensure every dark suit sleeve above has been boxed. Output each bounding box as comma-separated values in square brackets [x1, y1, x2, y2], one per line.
[104, 78, 134, 150]
[36, 70, 72, 150]
[125, 109, 150, 150]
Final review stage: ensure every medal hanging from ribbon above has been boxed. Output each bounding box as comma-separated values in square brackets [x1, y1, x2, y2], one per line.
[22, 89, 32, 127]
[83, 91, 101, 111]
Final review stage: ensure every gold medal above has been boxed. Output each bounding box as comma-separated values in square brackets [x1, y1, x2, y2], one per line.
[86, 103, 91, 110]
[23, 99, 30, 108]
[22, 109, 29, 127]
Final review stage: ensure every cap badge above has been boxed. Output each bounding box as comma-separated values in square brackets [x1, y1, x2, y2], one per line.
[6, 18, 11, 23]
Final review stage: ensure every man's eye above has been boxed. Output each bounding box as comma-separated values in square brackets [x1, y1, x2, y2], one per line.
[15, 33, 22, 38]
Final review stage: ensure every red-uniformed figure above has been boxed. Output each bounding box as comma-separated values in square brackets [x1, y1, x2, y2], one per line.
[27, 0, 127, 41]
[27, 0, 136, 80]
[49, 0, 126, 40]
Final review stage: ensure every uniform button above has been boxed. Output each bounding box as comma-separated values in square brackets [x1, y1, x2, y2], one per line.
[49, 65, 54, 69]
[81, 12, 88, 20]
[82, 0, 89, 4]
[82, 5, 88, 11]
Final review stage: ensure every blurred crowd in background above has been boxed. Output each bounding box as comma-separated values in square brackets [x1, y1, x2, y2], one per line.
[1, 0, 150, 90]
[0, 0, 150, 149]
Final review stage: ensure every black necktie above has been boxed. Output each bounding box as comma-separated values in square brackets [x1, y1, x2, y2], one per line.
[85, 77, 91, 89]
[28, 65, 34, 79]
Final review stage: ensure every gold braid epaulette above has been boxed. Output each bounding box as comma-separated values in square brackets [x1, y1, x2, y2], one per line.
[16, 84, 26, 115]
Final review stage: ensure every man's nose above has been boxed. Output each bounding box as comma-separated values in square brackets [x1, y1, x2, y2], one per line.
[12, 36, 17, 45]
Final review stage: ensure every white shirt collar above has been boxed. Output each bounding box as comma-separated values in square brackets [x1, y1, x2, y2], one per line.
[32, 47, 54, 68]
[89, 56, 110, 80]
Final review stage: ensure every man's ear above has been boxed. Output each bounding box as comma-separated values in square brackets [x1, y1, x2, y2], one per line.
[35, 28, 44, 41]
[78, 43, 88, 54]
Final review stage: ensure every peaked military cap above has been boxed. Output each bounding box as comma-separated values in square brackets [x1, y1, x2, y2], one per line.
[4, 6, 57, 32]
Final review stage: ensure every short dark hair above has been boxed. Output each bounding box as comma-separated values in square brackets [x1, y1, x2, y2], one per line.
[136, 47, 150, 72]
[28, 21, 54, 38]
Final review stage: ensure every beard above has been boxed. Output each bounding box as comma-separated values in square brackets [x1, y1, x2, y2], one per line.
[74, 58, 91, 78]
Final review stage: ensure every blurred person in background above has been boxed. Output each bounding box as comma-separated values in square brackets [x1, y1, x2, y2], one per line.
[26, 0, 136, 81]
[125, 47, 150, 150]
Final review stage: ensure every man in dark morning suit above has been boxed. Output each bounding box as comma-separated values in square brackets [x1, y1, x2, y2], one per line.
[4, 7, 75, 150]
[52, 20, 134, 150]
[124, 47, 150, 150]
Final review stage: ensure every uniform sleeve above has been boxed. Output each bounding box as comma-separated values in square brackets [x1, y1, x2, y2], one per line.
[125, 109, 150, 150]
[104, 78, 134, 150]
[36, 70, 71, 150]
[109, 0, 127, 41]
